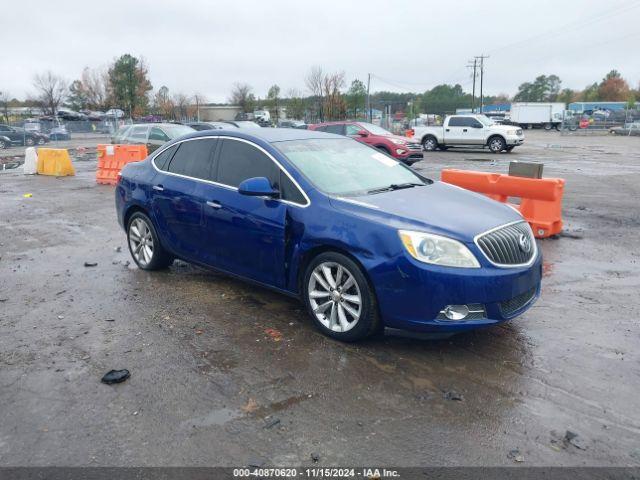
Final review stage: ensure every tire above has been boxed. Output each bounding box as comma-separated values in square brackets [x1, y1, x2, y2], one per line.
[439, 145, 449, 151]
[544, 123, 552, 131]
[37, 138, 46, 145]
[422, 135, 438, 151]
[0, 140, 6, 149]
[25, 137, 35, 146]
[376, 146, 390, 155]
[127, 211, 174, 271]
[302, 251, 381, 342]
[488, 136, 506, 153]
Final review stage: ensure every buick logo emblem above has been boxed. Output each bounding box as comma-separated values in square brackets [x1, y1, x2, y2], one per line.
[518, 234, 531, 253]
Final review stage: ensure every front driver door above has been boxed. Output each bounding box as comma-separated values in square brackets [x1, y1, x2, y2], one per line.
[204, 138, 287, 287]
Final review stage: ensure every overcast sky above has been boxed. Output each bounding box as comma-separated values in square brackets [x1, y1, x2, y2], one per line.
[2, 0, 639, 102]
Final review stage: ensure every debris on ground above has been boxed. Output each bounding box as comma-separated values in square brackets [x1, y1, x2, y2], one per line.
[114, 246, 122, 252]
[507, 449, 524, 462]
[101, 369, 131, 385]
[84, 262, 98, 267]
[311, 452, 320, 463]
[550, 430, 588, 451]
[264, 327, 283, 342]
[443, 390, 464, 401]
[263, 416, 281, 429]
[241, 398, 259, 414]
[23, 193, 32, 198]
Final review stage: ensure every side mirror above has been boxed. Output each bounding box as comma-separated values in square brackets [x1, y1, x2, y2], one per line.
[357, 129, 369, 137]
[238, 177, 279, 197]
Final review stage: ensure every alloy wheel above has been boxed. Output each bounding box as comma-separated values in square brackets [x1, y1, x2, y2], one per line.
[489, 138, 504, 152]
[129, 217, 154, 267]
[423, 138, 437, 151]
[308, 261, 362, 333]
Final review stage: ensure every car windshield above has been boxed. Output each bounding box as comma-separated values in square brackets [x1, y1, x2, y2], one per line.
[360, 122, 392, 136]
[161, 124, 195, 138]
[276, 138, 428, 196]
[477, 115, 495, 126]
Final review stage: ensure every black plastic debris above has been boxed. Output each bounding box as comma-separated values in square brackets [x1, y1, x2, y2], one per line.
[84, 262, 98, 267]
[311, 452, 320, 463]
[101, 369, 130, 384]
[264, 417, 281, 429]
[444, 390, 464, 401]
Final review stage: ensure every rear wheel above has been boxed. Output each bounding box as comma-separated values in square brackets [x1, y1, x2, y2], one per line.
[544, 123, 552, 131]
[303, 252, 381, 342]
[0, 139, 6, 149]
[25, 137, 35, 146]
[127, 211, 173, 270]
[37, 137, 46, 145]
[422, 136, 438, 151]
[488, 136, 506, 153]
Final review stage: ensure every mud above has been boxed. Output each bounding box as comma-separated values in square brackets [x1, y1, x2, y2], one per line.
[0, 130, 638, 466]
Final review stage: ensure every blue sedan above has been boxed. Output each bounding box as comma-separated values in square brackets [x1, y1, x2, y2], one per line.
[115, 128, 541, 341]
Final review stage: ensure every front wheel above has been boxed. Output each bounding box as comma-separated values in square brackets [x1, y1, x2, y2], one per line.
[127, 211, 174, 270]
[0, 139, 6, 149]
[488, 136, 506, 153]
[37, 137, 46, 145]
[303, 252, 381, 342]
[25, 137, 35, 146]
[422, 136, 438, 151]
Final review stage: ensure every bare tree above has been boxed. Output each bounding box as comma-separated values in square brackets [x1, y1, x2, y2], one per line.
[173, 93, 193, 121]
[305, 66, 325, 122]
[193, 93, 207, 121]
[33, 71, 67, 115]
[81, 67, 109, 110]
[229, 83, 255, 113]
[286, 88, 306, 120]
[0, 91, 10, 123]
[322, 71, 346, 121]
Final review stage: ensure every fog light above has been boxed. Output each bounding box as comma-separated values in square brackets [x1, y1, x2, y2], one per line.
[442, 305, 470, 320]
[396, 149, 406, 155]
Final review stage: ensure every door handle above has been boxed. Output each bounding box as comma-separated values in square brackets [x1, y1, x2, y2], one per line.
[152, 185, 164, 191]
[445, 128, 450, 132]
[206, 200, 222, 209]
[463, 128, 468, 132]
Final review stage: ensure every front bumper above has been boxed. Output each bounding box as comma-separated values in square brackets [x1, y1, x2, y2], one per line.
[394, 145, 423, 162]
[506, 135, 525, 146]
[372, 249, 542, 333]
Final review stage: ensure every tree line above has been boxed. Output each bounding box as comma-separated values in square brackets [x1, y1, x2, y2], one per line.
[1, 56, 638, 124]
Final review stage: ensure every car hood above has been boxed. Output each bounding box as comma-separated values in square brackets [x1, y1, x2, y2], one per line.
[329, 181, 522, 242]
[384, 134, 419, 144]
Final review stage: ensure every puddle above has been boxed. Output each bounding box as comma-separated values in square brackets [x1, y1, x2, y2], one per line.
[184, 407, 241, 428]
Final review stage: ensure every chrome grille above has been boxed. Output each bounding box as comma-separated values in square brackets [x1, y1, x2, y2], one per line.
[475, 221, 536, 266]
[436, 304, 486, 320]
[407, 143, 422, 151]
[500, 287, 536, 316]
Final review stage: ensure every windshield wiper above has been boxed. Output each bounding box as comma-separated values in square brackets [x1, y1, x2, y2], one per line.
[367, 183, 424, 194]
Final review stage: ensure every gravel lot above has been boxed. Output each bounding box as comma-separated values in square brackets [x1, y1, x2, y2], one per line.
[0, 130, 638, 467]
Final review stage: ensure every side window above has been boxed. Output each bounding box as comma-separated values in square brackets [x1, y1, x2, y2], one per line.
[345, 124, 361, 136]
[0, 125, 10, 132]
[448, 117, 464, 127]
[129, 126, 148, 140]
[149, 127, 170, 142]
[469, 119, 483, 128]
[167, 138, 217, 180]
[216, 139, 278, 188]
[323, 124, 344, 135]
[314, 126, 327, 132]
[153, 144, 179, 171]
[279, 171, 306, 205]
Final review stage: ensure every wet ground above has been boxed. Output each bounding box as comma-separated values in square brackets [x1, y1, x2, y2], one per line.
[0, 130, 639, 467]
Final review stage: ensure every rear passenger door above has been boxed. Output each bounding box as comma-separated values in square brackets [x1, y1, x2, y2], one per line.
[149, 138, 219, 265]
[444, 116, 467, 144]
[127, 125, 150, 145]
[202, 138, 289, 287]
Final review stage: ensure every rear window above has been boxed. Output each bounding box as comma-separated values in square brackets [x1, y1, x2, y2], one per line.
[153, 144, 179, 171]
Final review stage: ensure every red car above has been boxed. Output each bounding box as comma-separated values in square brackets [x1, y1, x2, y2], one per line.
[307, 121, 423, 165]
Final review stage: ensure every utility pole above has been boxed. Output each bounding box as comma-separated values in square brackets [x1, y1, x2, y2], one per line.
[475, 55, 489, 113]
[367, 73, 371, 122]
[467, 59, 478, 112]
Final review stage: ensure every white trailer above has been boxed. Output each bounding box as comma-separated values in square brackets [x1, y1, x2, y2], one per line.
[507, 102, 566, 130]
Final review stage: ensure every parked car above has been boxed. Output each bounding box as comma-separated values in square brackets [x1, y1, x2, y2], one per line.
[110, 123, 195, 154]
[56, 109, 86, 121]
[0, 135, 11, 149]
[609, 122, 640, 136]
[223, 120, 262, 129]
[308, 121, 422, 165]
[115, 129, 541, 342]
[0, 124, 49, 146]
[187, 122, 239, 131]
[413, 114, 524, 153]
[278, 119, 307, 129]
[49, 125, 71, 141]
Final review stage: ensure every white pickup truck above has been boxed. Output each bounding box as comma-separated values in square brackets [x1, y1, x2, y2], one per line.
[412, 114, 525, 153]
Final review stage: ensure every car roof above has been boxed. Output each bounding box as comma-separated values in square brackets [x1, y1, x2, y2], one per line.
[177, 127, 344, 143]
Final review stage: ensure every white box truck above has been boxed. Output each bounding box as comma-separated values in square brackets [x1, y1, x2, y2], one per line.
[507, 102, 566, 130]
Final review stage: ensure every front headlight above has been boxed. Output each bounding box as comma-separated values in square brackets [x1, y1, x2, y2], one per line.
[506, 129, 518, 135]
[390, 138, 407, 145]
[398, 230, 480, 268]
